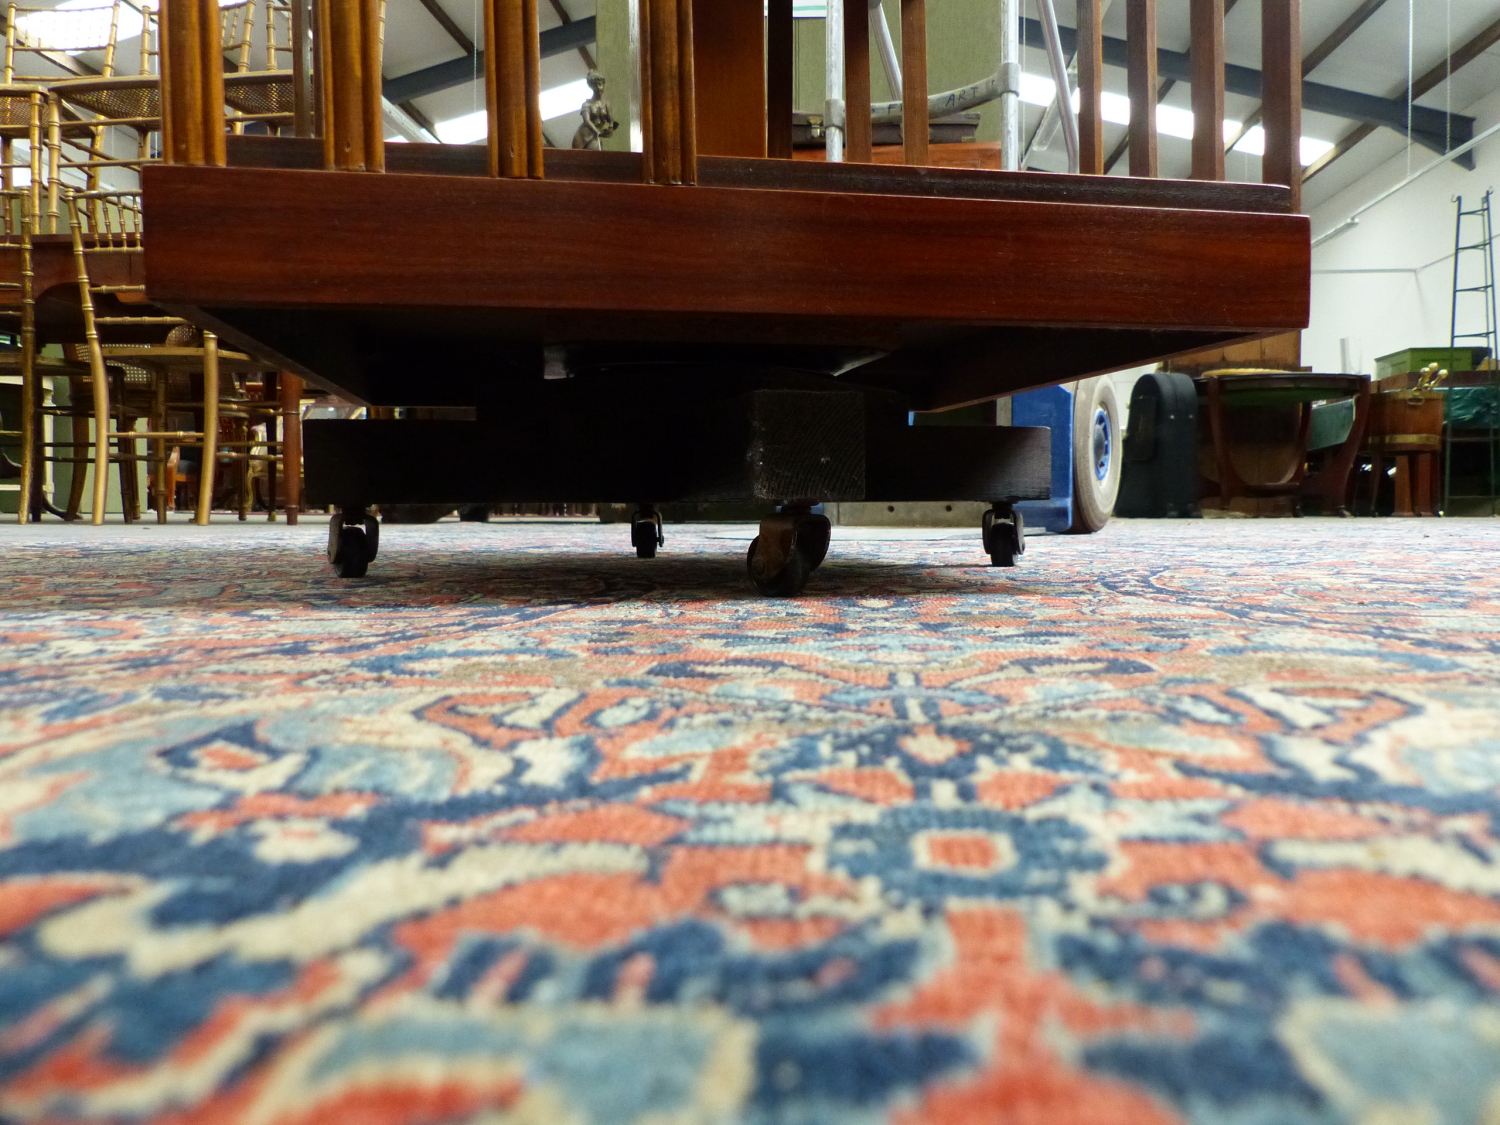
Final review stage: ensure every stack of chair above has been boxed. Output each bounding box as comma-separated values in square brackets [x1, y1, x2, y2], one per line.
[0, 0, 308, 524]
[40, 188, 290, 524]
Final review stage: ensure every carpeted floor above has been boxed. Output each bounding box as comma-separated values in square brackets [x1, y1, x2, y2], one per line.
[2, 517, 1499, 1125]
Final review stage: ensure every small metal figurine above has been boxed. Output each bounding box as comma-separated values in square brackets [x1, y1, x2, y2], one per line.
[571, 70, 619, 150]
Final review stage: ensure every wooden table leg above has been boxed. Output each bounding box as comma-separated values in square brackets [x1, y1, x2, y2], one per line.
[1392, 453, 1414, 517]
[1415, 450, 1436, 516]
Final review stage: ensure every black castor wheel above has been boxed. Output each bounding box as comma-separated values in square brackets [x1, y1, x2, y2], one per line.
[362, 514, 380, 560]
[983, 504, 1025, 568]
[330, 525, 373, 577]
[328, 509, 379, 577]
[746, 507, 829, 596]
[458, 504, 491, 522]
[630, 507, 664, 559]
[747, 535, 811, 597]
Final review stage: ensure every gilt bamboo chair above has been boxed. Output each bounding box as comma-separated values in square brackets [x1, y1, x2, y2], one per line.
[49, 188, 210, 523]
[55, 189, 283, 524]
[3, 0, 130, 205]
[0, 187, 35, 519]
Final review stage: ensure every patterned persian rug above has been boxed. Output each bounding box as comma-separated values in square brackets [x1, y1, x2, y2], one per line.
[2, 518, 1499, 1125]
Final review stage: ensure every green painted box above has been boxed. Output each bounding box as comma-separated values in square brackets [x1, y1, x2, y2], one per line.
[1374, 347, 1488, 381]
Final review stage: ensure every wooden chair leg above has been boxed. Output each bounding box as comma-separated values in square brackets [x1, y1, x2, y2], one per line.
[265, 382, 279, 522]
[238, 418, 250, 521]
[64, 411, 88, 519]
[119, 416, 141, 523]
[152, 374, 169, 522]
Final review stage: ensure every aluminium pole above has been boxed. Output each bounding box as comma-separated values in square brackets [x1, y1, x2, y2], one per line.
[999, 0, 1020, 169]
[826, 0, 846, 162]
[870, 0, 901, 100]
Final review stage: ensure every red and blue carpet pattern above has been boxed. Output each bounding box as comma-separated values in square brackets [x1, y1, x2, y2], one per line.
[2, 518, 1499, 1124]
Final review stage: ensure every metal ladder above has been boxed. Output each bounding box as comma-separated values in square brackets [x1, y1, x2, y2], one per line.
[1445, 191, 1500, 515]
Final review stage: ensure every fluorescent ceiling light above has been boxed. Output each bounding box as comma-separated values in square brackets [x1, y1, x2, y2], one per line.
[434, 78, 594, 145]
[1226, 125, 1334, 165]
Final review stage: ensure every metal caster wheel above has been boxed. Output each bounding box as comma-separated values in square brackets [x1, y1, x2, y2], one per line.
[983, 504, 1024, 568]
[328, 509, 378, 577]
[630, 506, 664, 558]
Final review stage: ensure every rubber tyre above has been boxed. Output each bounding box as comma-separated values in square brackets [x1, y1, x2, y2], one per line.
[332, 526, 370, 578]
[982, 507, 1024, 567]
[1069, 376, 1122, 533]
[631, 519, 659, 559]
[458, 504, 491, 523]
[795, 514, 832, 570]
[747, 537, 811, 597]
[986, 519, 1021, 567]
[363, 515, 380, 560]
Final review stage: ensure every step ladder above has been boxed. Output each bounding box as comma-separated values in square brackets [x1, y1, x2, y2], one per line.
[1445, 191, 1500, 515]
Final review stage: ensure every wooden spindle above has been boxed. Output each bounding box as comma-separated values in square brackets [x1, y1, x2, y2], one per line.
[1189, 0, 1224, 180]
[844, 0, 872, 162]
[161, 0, 225, 165]
[486, 0, 543, 177]
[200, 0, 226, 165]
[1126, 0, 1157, 177]
[319, 0, 383, 170]
[900, 0, 926, 165]
[361, 0, 384, 171]
[1261, 0, 1301, 211]
[1076, 0, 1103, 174]
[766, 0, 793, 159]
[692, 0, 766, 157]
[641, 0, 696, 184]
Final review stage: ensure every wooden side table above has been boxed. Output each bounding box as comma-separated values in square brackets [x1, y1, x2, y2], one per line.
[1195, 370, 1372, 515]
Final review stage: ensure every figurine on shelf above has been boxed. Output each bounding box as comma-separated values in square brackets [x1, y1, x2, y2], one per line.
[572, 71, 619, 151]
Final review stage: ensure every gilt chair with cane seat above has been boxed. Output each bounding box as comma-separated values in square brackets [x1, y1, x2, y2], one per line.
[55, 189, 286, 523]
[3, 0, 133, 203]
[49, 0, 301, 193]
[0, 186, 35, 517]
[47, 188, 213, 523]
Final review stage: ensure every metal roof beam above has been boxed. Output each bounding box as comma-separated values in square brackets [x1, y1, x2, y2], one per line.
[1021, 17, 1474, 161]
[382, 17, 596, 105]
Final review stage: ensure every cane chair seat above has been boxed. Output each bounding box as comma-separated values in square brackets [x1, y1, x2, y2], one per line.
[0, 82, 46, 135]
[50, 73, 157, 128]
[101, 344, 276, 375]
[224, 71, 295, 122]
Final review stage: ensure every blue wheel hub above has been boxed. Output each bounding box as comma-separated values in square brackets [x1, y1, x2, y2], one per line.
[1091, 406, 1112, 481]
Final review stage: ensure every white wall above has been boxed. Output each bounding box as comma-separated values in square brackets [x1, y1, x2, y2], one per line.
[1305, 88, 1500, 375]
